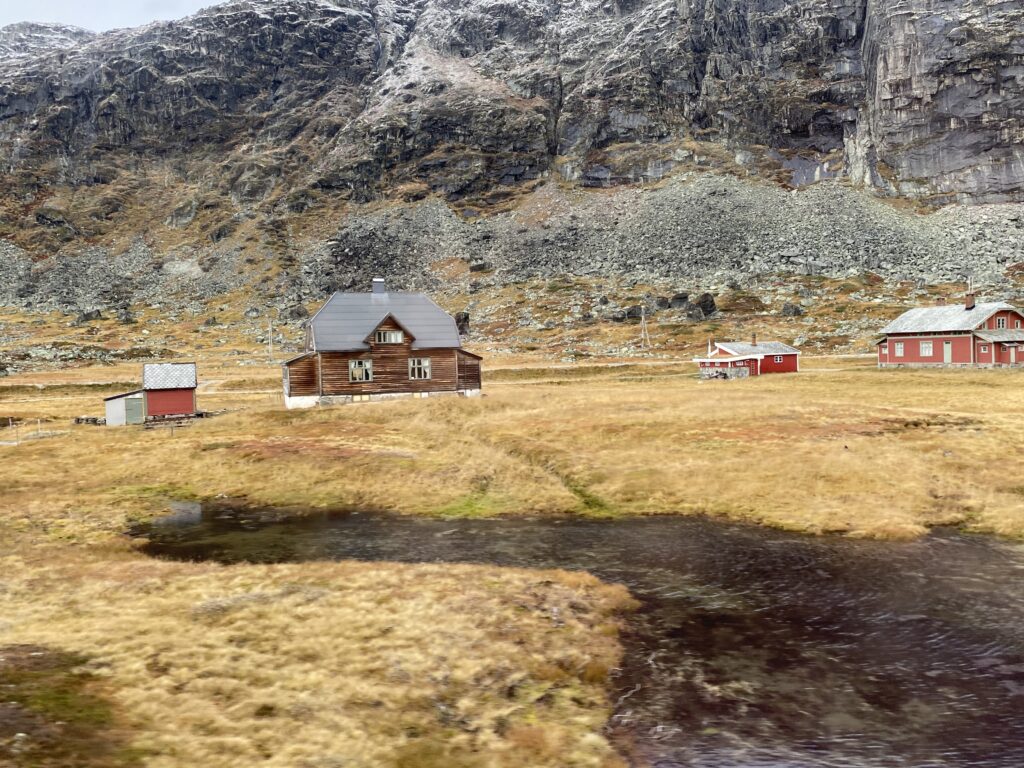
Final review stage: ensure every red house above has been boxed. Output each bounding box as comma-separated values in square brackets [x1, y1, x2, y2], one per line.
[694, 336, 801, 379]
[877, 295, 1024, 368]
[142, 363, 198, 417]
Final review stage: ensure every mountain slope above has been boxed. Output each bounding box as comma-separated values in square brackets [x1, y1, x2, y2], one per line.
[1, 0, 1022, 211]
[0, 0, 1022, 315]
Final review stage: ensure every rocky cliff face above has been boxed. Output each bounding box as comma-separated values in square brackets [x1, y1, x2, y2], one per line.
[0, 0, 1022, 314]
[1, 0, 1021, 208]
[0, 22, 95, 60]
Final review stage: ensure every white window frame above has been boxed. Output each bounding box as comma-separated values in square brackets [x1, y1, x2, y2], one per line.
[919, 341, 933, 357]
[981, 345, 989, 354]
[349, 359, 373, 382]
[408, 357, 432, 380]
[880, 344, 888, 355]
[894, 342, 904, 357]
[1016, 320, 1022, 329]
[997, 317, 1007, 330]
[375, 330, 404, 344]
[773, 355, 784, 363]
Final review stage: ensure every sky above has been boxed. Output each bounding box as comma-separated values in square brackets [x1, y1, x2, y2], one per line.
[0, 0, 216, 32]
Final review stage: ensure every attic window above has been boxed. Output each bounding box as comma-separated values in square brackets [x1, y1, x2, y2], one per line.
[997, 317, 1007, 329]
[349, 360, 373, 382]
[409, 358, 432, 380]
[375, 330, 404, 344]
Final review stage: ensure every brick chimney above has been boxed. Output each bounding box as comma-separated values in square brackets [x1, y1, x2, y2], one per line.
[751, 332, 758, 346]
[965, 293, 976, 311]
[371, 277, 386, 294]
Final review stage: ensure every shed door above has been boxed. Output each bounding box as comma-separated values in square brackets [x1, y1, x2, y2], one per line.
[943, 341, 953, 364]
[125, 397, 145, 425]
[1012, 346, 1018, 365]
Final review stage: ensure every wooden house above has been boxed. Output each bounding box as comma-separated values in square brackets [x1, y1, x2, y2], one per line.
[694, 336, 800, 379]
[878, 294, 1024, 368]
[282, 279, 482, 408]
[104, 363, 198, 426]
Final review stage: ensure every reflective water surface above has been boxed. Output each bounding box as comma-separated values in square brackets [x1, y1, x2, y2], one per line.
[136, 506, 1024, 767]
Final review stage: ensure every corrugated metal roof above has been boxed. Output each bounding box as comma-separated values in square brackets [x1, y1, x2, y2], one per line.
[880, 302, 1014, 334]
[143, 363, 197, 390]
[975, 329, 1024, 343]
[310, 291, 462, 351]
[717, 341, 800, 357]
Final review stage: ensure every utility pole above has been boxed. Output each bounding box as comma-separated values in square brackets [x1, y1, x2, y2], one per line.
[268, 313, 274, 363]
[640, 306, 652, 350]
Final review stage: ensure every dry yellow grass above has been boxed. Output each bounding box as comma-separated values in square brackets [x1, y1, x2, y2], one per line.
[0, 533, 633, 768]
[4, 356, 1023, 540]
[4, 352, 1024, 765]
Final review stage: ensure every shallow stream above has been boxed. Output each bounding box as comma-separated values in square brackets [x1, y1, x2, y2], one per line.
[136, 506, 1024, 767]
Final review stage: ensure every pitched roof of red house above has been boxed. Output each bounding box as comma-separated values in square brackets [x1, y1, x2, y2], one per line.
[716, 341, 800, 357]
[880, 302, 1016, 334]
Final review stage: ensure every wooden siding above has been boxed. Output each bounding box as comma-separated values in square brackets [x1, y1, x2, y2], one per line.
[319, 347, 460, 395]
[983, 309, 1024, 331]
[457, 351, 482, 390]
[758, 353, 799, 374]
[879, 333, 973, 366]
[286, 355, 320, 396]
[145, 388, 197, 417]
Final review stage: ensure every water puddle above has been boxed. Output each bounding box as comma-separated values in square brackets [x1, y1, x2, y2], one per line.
[134, 507, 1024, 767]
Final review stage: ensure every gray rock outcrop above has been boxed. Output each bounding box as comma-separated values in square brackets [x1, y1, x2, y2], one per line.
[0, 0, 1021, 211]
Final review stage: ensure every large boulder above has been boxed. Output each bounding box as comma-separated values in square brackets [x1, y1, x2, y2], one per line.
[669, 293, 690, 309]
[696, 293, 717, 316]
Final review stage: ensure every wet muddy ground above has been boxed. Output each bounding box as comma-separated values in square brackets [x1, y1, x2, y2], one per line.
[136, 506, 1024, 767]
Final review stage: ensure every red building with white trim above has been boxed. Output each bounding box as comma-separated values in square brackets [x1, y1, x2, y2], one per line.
[877, 295, 1024, 368]
[694, 337, 801, 378]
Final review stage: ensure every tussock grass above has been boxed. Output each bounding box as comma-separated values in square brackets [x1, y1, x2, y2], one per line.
[3, 355, 1024, 763]
[0, 537, 633, 767]
[4, 358, 1024, 539]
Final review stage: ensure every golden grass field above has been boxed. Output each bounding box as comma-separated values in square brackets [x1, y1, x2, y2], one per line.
[3, 350, 1024, 765]
[5, 354, 1023, 539]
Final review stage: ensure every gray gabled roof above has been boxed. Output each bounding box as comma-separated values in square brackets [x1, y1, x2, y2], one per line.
[143, 363, 197, 390]
[975, 329, 1024, 343]
[717, 341, 800, 357]
[880, 302, 1017, 334]
[309, 291, 461, 351]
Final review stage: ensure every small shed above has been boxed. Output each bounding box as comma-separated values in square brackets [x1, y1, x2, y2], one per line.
[104, 390, 145, 426]
[104, 363, 199, 426]
[143, 363, 198, 418]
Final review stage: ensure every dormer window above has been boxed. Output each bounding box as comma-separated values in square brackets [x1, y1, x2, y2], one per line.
[375, 330, 404, 344]
[997, 317, 1007, 329]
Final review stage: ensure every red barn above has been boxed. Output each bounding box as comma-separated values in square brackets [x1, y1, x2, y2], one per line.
[694, 337, 800, 379]
[142, 363, 198, 417]
[877, 295, 1024, 368]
